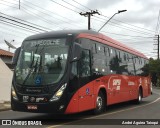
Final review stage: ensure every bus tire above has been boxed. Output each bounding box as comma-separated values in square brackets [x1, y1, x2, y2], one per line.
[93, 91, 105, 114]
[135, 88, 142, 104]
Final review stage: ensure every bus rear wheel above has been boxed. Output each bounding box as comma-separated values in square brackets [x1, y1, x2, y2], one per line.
[94, 91, 105, 114]
[135, 89, 142, 104]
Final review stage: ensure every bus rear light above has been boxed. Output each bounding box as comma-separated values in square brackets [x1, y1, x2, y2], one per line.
[11, 85, 18, 101]
[49, 83, 67, 102]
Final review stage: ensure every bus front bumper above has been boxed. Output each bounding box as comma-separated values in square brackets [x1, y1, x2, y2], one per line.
[11, 98, 66, 114]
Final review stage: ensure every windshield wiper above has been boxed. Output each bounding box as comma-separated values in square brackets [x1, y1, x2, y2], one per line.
[22, 44, 40, 85]
[22, 43, 46, 85]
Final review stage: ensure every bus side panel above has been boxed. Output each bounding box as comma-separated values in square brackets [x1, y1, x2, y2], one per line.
[106, 74, 133, 105]
[78, 82, 95, 112]
[65, 92, 79, 114]
[106, 75, 122, 105]
[65, 75, 151, 114]
[92, 78, 107, 105]
[65, 81, 95, 114]
[142, 77, 151, 97]
[127, 76, 139, 101]
[119, 75, 131, 102]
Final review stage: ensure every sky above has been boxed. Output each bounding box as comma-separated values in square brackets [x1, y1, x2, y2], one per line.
[0, 0, 160, 59]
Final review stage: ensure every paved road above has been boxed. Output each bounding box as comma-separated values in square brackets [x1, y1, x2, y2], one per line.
[0, 88, 159, 128]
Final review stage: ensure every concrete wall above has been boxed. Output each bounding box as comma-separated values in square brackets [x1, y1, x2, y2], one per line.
[0, 58, 13, 102]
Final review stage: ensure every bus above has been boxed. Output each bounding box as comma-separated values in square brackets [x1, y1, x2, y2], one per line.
[11, 30, 151, 114]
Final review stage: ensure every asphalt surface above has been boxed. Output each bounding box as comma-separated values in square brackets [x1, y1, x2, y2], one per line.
[0, 88, 159, 128]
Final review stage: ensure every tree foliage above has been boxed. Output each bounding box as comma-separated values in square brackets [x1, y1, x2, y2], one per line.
[148, 58, 160, 86]
[148, 58, 160, 74]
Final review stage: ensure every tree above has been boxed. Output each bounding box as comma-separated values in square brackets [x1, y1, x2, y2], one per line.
[148, 58, 160, 86]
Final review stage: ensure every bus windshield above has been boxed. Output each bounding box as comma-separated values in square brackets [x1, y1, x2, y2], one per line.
[15, 38, 69, 86]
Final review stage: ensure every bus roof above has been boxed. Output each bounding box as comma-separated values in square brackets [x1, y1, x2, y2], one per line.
[24, 30, 148, 59]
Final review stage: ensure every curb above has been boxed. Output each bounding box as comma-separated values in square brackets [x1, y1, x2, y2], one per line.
[153, 86, 160, 89]
[0, 102, 11, 112]
[0, 107, 11, 112]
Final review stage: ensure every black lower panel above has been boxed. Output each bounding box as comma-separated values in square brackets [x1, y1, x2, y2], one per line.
[11, 98, 65, 114]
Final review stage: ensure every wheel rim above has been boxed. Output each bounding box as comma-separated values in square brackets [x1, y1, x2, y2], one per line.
[139, 92, 142, 102]
[96, 96, 103, 110]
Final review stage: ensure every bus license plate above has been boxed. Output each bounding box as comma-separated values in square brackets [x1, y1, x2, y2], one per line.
[27, 105, 37, 110]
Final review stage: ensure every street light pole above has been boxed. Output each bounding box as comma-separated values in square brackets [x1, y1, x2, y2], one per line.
[98, 10, 127, 32]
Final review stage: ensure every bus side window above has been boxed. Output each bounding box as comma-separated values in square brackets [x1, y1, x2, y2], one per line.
[110, 48, 113, 54]
[105, 46, 110, 57]
[78, 49, 91, 87]
[96, 43, 104, 55]
[109, 48, 117, 74]
[91, 43, 96, 54]
[127, 54, 135, 75]
[124, 53, 127, 61]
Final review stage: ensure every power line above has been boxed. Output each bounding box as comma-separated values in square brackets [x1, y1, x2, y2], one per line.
[0, 22, 34, 36]
[50, 0, 79, 14]
[101, 31, 154, 38]
[22, 1, 68, 23]
[21, 4, 68, 26]
[0, 15, 46, 32]
[0, 2, 19, 9]
[0, 19, 40, 33]
[71, 0, 91, 11]
[22, 0, 84, 26]
[21, 7, 63, 29]
[0, 12, 49, 31]
[49, 0, 155, 35]
[0, 25, 26, 38]
[17, 0, 80, 29]
[21, 7, 74, 30]
[61, 0, 85, 12]
[92, 17, 154, 36]
[100, 23, 154, 36]
[0, 0, 18, 6]
[100, 14, 156, 33]
[1, 0, 156, 36]
[0, 1, 54, 31]
[20, 1, 83, 29]
[94, 13, 155, 34]
[69, 0, 155, 34]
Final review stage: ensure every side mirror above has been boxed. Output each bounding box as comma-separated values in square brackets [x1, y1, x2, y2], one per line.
[12, 47, 21, 66]
[71, 43, 82, 62]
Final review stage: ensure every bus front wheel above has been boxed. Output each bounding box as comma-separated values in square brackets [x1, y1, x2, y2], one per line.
[94, 91, 105, 114]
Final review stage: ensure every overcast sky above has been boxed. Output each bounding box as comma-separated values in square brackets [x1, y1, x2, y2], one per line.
[0, 0, 160, 58]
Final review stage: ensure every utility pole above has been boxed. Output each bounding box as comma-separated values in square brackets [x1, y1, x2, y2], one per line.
[153, 35, 159, 59]
[19, 0, 20, 9]
[80, 10, 100, 30]
[158, 35, 159, 59]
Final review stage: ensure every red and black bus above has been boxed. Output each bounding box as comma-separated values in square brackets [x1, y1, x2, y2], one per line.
[11, 30, 151, 114]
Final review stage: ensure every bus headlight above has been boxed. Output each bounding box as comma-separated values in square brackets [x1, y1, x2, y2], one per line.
[11, 85, 18, 100]
[49, 83, 67, 102]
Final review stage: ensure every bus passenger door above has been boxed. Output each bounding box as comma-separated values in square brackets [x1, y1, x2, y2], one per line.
[78, 49, 94, 112]
[67, 61, 79, 113]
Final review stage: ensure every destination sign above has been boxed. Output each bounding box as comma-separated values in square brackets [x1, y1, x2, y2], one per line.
[30, 39, 63, 47]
